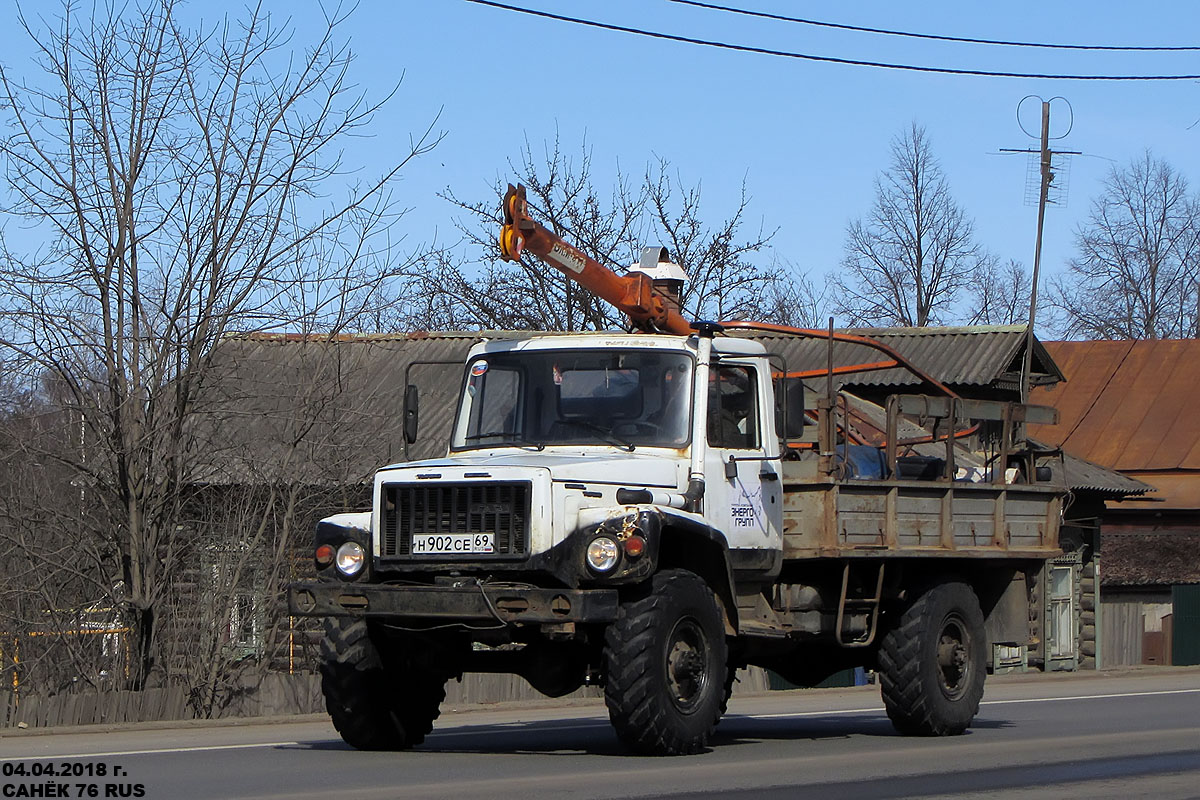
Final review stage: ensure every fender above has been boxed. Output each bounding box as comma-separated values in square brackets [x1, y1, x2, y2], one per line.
[649, 507, 743, 636]
[533, 504, 742, 634]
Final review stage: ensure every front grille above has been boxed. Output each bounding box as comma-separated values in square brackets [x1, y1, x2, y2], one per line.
[380, 482, 531, 558]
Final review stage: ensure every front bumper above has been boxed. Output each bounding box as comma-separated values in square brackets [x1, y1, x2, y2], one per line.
[287, 581, 619, 625]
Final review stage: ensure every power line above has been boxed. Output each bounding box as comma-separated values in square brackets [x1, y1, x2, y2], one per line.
[671, 0, 1200, 53]
[461, 0, 1200, 80]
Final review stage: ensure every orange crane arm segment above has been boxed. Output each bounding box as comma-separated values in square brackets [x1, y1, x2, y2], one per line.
[499, 184, 693, 335]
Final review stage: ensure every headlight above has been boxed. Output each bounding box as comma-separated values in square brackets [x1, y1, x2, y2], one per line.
[335, 541, 366, 577]
[586, 536, 620, 573]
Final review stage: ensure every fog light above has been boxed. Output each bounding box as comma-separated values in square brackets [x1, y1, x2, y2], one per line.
[315, 543, 335, 566]
[335, 541, 365, 577]
[623, 534, 646, 558]
[586, 536, 620, 572]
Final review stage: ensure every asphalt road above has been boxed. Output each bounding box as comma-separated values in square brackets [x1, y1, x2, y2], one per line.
[3, 668, 1199, 800]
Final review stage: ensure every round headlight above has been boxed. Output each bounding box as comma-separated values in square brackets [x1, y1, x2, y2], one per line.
[335, 541, 365, 576]
[586, 536, 620, 573]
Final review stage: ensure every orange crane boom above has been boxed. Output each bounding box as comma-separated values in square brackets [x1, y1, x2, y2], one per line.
[498, 183, 956, 398]
[499, 184, 693, 335]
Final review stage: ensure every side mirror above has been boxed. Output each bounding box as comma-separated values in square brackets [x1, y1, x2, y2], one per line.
[404, 384, 419, 445]
[776, 376, 807, 441]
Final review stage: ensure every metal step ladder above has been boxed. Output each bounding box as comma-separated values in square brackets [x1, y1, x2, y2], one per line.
[835, 562, 885, 647]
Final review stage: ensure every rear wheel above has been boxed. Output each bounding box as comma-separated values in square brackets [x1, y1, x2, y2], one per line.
[604, 569, 728, 755]
[877, 581, 986, 736]
[320, 618, 446, 750]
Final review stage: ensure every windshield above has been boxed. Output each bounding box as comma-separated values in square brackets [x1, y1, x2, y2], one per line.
[451, 348, 693, 450]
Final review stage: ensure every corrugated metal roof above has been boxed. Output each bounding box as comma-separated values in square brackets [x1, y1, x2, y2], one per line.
[191, 335, 489, 484]
[192, 330, 1135, 495]
[742, 325, 1063, 394]
[229, 325, 1064, 394]
[1030, 340, 1200, 472]
[1058, 451, 1152, 496]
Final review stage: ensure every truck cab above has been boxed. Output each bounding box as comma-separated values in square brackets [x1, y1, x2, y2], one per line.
[306, 329, 784, 608]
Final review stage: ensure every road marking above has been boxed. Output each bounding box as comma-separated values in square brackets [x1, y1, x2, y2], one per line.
[981, 688, 1200, 705]
[0, 741, 301, 761]
[741, 687, 1200, 720]
[3, 688, 1196, 760]
[743, 706, 881, 719]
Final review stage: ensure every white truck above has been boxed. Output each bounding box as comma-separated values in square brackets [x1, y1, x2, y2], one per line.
[286, 187, 1065, 756]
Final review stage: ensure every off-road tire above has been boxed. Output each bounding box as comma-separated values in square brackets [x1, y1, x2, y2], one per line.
[715, 661, 743, 726]
[878, 581, 986, 736]
[604, 569, 728, 756]
[319, 618, 446, 750]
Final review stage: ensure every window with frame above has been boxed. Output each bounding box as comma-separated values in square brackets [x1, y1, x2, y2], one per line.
[201, 543, 265, 659]
[707, 365, 760, 449]
[1048, 563, 1076, 659]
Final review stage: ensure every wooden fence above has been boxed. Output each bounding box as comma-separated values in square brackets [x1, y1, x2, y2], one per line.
[2, 668, 772, 730]
[1100, 601, 1143, 667]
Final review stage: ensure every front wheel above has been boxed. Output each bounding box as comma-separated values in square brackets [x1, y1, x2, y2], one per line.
[604, 569, 729, 756]
[877, 581, 986, 736]
[319, 618, 446, 750]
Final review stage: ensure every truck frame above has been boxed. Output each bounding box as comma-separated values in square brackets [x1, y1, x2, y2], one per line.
[287, 186, 1066, 755]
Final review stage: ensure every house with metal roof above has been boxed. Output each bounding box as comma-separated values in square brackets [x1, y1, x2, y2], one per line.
[1030, 339, 1200, 667]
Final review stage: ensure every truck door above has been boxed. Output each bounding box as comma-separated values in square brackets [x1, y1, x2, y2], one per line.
[703, 361, 782, 553]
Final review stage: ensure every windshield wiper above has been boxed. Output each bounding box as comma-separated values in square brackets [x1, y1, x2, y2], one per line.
[462, 431, 545, 451]
[463, 430, 520, 440]
[566, 420, 636, 452]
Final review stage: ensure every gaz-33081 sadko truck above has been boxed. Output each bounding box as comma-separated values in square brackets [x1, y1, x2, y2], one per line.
[287, 185, 1066, 756]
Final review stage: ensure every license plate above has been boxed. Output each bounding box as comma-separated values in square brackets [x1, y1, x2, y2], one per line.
[411, 533, 495, 555]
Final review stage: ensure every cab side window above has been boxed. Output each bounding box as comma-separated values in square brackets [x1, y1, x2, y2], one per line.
[708, 365, 759, 449]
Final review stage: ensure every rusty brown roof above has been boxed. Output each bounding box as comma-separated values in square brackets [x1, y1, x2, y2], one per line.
[1032, 340, 1200, 471]
[1029, 340, 1200, 509]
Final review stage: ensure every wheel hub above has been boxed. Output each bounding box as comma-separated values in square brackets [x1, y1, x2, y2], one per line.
[666, 619, 709, 710]
[936, 617, 971, 698]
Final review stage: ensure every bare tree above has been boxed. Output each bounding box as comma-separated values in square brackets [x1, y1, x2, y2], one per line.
[407, 139, 803, 332]
[171, 336, 387, 717]
[427, 138, 640, 331]
[643, 161, 777, 322]
[0, 0, 436, 691]
[1050, 152, 1200, 339]
[966, 259, 1032, 326]
[835, 124, 992, 327]
[755, 256, 831, 329]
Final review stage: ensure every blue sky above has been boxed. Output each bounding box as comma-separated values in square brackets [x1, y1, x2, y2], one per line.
[4, 0, 1199, 326]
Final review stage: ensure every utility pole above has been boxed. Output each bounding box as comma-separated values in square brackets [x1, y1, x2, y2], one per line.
[1021, 100, 1051, 406]
[1001, 97, 1079, 403]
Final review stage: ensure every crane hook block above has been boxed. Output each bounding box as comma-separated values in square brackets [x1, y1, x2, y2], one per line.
[499, 184, 528, 261]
